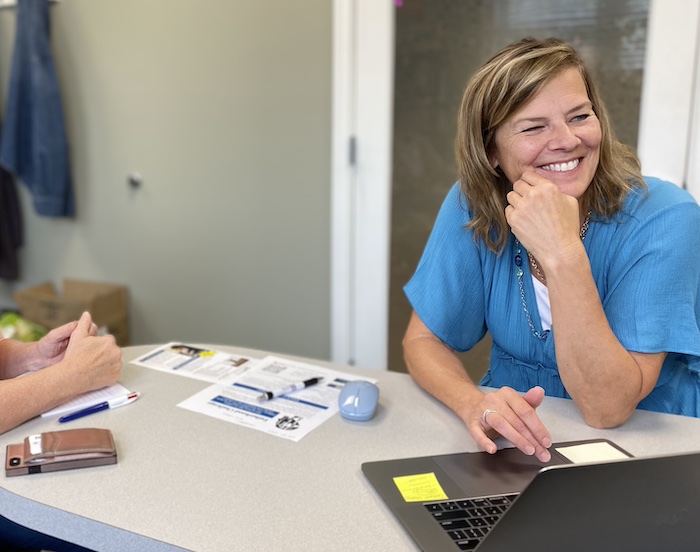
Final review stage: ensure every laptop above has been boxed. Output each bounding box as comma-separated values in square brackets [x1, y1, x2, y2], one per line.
[362, 439, 700, 552]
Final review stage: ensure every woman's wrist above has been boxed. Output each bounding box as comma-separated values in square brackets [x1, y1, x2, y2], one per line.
[454, 386, 485, 425]
[23, 342, 48, 372]
[8, 339, 44, 374]
[0, 338, 32, 378]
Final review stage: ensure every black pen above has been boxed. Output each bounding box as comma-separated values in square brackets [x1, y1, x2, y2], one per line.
[257, 377, 323, 402]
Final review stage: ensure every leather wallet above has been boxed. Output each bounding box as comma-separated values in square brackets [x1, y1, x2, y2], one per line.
[5, 428, 117, 476]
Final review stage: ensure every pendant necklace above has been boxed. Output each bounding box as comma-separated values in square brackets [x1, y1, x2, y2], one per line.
[514, 212, 592, 340]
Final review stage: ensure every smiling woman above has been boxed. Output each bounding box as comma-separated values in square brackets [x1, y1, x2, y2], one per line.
[457, 39, 642, 253]
[402, 37, 700, 464]
[492, 69, 601, 203]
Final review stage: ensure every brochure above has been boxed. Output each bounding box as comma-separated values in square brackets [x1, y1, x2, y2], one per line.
[131, 342, 256, 384]
[132, 345, 376, 442]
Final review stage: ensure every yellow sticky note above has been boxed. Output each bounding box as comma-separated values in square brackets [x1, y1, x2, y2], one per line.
[393, 472, 448, 503]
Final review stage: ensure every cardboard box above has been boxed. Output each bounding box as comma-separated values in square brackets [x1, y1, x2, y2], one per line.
[14, 280, 129, 346]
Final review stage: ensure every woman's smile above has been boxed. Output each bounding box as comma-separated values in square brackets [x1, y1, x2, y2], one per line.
[491, 67, 602, 199]
[539, 158, 580, 172]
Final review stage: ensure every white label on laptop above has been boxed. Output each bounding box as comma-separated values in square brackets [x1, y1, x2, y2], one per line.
[555, 441, 631, 464]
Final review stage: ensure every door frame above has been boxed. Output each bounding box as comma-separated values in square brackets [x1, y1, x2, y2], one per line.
[331, 0, 395, 370]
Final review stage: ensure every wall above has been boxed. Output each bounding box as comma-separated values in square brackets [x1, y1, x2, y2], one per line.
[0, 0, 332, 359]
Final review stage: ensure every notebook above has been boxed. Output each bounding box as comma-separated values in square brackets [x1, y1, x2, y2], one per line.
[362, 439, 700, 552]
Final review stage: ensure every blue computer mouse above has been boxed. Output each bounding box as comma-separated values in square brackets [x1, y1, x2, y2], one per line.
[339, 380, 379, 421]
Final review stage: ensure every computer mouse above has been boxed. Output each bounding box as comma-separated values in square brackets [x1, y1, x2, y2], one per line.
[339, 380, 379, 421]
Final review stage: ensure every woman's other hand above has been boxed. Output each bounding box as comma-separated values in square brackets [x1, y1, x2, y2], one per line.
[463, 385, 552, 462]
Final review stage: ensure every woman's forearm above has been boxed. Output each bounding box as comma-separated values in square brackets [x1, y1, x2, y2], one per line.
[546, 246, 664, 427]
[0, 364, 83, 434]
[403, 311, 553, 460]
[403, 312, 484, 421]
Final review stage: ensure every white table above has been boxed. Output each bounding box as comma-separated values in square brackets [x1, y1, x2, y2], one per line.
[2, 345, 700, 551]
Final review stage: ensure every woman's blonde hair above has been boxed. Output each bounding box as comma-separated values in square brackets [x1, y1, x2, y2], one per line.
[455, 37, 644, 252]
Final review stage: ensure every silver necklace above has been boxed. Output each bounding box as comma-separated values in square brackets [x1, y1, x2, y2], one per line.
[514, 212, 592, 340]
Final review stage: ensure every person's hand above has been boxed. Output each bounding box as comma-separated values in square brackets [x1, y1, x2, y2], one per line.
[505, 170, 582, 263]
[21, 313, 99, 372]
[60, 312, 122, 391]
[28, 314, 99, 371]
[464, 386, 552, 462]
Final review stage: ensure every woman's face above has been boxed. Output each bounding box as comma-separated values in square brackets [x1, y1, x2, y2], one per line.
[490, 68, 601, 200]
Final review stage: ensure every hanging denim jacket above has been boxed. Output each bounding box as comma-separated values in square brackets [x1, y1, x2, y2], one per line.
[0, 0, 75, 217]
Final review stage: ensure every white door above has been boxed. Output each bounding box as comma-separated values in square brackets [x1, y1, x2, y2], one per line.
[331, 0, 700, 371]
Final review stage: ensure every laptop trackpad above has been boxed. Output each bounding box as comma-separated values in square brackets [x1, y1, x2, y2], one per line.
[434, 447, 564, 497]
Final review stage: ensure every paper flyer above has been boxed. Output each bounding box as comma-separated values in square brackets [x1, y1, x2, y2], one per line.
[176, 355, 376, 442]
[131, 342, 256, 384]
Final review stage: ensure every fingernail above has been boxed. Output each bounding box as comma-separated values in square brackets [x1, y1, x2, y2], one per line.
[539, 450, 551, 462]
[525, 445, 535, 456]
[542, 437, 552, 448]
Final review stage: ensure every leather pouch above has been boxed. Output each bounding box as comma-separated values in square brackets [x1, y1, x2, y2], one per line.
[5, 428, 117, 476]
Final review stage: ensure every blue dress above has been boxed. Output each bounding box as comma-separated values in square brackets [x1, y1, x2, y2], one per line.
[405, 177, 700, 417]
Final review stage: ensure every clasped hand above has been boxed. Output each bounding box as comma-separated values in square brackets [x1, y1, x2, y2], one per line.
[465, 386, 552, 462]
[28, 311, 121, 390]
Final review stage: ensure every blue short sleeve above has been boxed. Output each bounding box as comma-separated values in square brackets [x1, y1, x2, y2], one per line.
[404, 183, 487, 352]
[599, 179, 700, 357]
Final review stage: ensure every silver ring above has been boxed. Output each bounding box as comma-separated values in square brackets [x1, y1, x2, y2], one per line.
[482, 408, 498, 425]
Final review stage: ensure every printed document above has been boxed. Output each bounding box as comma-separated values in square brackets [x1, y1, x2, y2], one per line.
[42, 383, 132, 417]
[131, 342, 256, 384]
[177, 355, 376, 442]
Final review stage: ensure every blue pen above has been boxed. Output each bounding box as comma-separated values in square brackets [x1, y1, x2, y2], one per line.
[58, 392, 141, 423]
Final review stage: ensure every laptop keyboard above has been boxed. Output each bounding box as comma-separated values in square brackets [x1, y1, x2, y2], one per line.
[425, 493, 519, 550]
